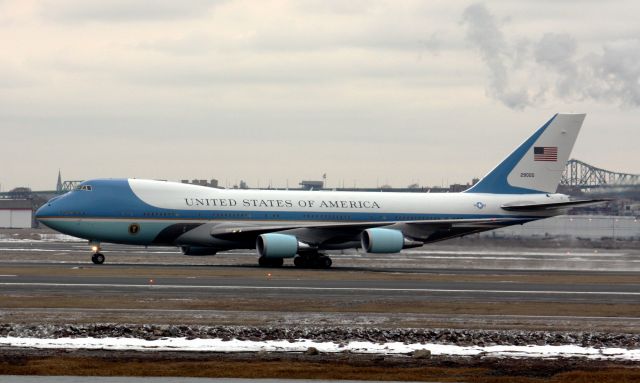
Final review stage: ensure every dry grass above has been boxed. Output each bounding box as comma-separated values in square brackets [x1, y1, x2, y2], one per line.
[1, 354, 639, 382]
[1, 294, 639, 318]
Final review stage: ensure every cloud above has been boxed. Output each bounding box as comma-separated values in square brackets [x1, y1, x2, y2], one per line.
[587, 40, 640, 106]
[461, 3, 531, 109]
[462, 2, 640, 109]
[39, 0, 222, 23]
[0, 61, 36, 88]
[137, 34, 215, 56]
[533, 33, 579, 99]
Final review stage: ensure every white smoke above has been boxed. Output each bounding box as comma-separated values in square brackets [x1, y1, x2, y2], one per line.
[461, 3, 532, 109]
[462, 3, 640, 109]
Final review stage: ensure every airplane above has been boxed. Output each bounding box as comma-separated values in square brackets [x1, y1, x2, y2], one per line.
[35, 113, 606, 268]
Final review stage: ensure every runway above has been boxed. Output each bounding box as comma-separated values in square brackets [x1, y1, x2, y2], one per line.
[1, 236, 640, 331]
[1, 272, 640, 303]
[2, 238, 640, 270]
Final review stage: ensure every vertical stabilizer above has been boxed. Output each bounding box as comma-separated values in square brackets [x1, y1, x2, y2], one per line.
[465, 113, 586, 194]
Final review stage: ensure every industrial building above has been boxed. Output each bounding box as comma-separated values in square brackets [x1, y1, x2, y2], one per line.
[0, 199, 33, 228]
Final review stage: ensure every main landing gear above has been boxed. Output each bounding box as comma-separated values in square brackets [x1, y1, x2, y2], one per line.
[90, 243, 105, 265]
[258, 256, 284, 267]
[293, 254, 332, 269]
[257, 254, 333, 269]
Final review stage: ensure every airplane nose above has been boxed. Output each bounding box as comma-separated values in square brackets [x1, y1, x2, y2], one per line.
[36, 195, 64, 220]
[35, 204, 49, 220]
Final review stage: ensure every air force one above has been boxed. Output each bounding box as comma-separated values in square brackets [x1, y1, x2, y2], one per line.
[36, 114, 605, 268]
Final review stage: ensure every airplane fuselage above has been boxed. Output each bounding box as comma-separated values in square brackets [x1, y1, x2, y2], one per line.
[36, 178, 565, 247]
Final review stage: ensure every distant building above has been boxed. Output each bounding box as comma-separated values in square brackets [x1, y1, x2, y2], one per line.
[181, 179, 219, 188]
[7, 187, 32, 199]
[0, 200, 32, 228]
[299, 180, 324, 190]
[449, 183, 470, 193]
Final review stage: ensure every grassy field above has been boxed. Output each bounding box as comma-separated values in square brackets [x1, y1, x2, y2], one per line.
[2, 350, 640, 382]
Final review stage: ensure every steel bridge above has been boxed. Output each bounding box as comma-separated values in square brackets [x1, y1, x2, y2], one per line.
[60, 180, 83, 192]
[561, 159, 640, 189]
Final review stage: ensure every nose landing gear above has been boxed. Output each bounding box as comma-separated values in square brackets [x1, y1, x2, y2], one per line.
[90, 243, 105, 265]
[91, 253, 105, 264]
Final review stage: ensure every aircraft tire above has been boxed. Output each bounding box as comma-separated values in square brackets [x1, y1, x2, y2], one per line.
[92, 253, 105, 265]
[317, 255, 332, 269]
[293, 256, 305, 268]
[294, 254, 317, 268]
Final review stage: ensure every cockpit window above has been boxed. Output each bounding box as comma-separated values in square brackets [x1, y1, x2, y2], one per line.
[75, 185, 93, 191]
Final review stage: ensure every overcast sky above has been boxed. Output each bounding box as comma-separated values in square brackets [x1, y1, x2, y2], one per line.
[1, 0, 639, 191]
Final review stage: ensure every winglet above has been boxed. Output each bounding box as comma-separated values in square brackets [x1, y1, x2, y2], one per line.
[465, 113, 586, 194]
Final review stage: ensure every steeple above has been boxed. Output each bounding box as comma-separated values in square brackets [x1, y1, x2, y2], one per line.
[56, 170, 63, 193]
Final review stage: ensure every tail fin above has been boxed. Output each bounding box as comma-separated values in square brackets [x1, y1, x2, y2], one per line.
[465, 113, 586, 194]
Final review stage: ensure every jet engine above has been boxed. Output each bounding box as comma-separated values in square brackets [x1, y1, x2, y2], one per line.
[181, 246, 218, 256]
[361, 228, 422, 253]
[257, 233, 309, 258]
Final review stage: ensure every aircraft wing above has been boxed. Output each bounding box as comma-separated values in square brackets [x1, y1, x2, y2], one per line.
[209, 217, 528, 244]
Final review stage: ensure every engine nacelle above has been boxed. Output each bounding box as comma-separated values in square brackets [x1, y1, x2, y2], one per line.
[361, 228, 405, 253]
[181, 246, 218, 256]
[256, 233, 301, 258]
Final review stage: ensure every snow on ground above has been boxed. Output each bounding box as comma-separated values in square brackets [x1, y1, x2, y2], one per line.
[0, 234, 82, 242]
[1, 337, 639, 360]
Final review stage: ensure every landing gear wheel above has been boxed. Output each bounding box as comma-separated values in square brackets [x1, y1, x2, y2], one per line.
[294, 254, 313, 268]
[91, 253, 105, 265]
[317, 255, 332, 269]
[294, 254, 332, 269]
[258, 256, 283, 267]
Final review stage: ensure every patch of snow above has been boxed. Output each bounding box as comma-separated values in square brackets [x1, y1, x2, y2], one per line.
[39, 234, 83, 242]
[1, 337, 639, 360]
[0, 234, 83, 243]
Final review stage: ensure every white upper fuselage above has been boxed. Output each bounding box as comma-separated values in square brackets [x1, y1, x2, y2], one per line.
[132, 179, 564, 221]
[35, 178, 566, 246]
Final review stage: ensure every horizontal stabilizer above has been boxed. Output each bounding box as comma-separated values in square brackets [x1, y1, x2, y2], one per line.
[501, 199, 609, 212]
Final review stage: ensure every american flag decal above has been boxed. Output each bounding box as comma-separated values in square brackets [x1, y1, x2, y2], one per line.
[534, 146, 558, 161]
